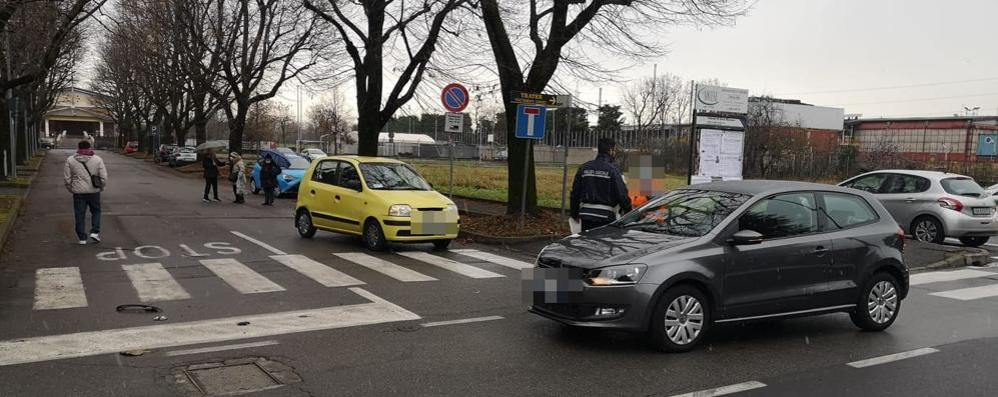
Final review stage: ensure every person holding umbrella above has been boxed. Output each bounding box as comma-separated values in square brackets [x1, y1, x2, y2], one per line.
[201, 149, 225, 202]
[228, 152, 247, 204]
[258, 153, 281, 206]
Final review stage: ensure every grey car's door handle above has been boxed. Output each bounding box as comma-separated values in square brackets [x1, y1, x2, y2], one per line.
[905, 197, 915, 202]
[813, 247, 829, 255]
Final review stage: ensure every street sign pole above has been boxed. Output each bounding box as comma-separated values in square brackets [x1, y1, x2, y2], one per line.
[519, 139, 531, 230]
[449, 134, 454, 198]
[560, 95, 572, 221]
[686, 81, 697, 185]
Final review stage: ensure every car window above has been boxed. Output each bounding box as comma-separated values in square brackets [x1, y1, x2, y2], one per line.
[844, 174, 888, 193]
[738, 192, 819, 239]
[616, 189, 751, 237]
[285, 156, 311, 169]
[940, 177, 985, 197]
[883, 174, 930, 194]
[338, 162, 361, 189]
[312, 160, 337, 185]
[359, 163, 432, 191]
[822, 193, 879, 230]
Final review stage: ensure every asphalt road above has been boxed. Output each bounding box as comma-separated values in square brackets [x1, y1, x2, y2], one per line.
[2, 150, 998, 396]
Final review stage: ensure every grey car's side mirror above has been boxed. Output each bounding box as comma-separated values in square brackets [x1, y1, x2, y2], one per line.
[730, 230, 764, 245]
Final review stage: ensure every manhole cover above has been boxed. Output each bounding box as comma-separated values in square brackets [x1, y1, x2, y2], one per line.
[173, 357, 301, 396]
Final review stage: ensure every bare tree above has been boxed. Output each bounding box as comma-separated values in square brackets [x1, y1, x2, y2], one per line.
[303, 0, 469, 156]
[309, 90, 353, 155]
[190, 0, 328, 154]
[474, 0, 750, 214]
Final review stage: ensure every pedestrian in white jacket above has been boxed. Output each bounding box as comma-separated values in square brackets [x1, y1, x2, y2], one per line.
[64, 140, 108, 245]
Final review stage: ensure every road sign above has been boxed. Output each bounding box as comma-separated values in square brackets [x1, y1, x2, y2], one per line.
[511, 91, 561, 107]
[515, 104, 546, 140]
[444, 112, 464, 133]
[697, 116, 746, 130]
[441, 83, 470, 112]
[695, 85, 749, 115]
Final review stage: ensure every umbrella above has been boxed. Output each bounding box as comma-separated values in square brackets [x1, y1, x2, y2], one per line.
[195, 140, 228, 152]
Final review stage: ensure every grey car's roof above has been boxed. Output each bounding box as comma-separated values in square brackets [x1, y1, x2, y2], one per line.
[853, 169, 971, 180]
[685, 180, 854, 196]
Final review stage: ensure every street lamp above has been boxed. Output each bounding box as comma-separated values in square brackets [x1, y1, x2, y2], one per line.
[964, 106, 981, 117]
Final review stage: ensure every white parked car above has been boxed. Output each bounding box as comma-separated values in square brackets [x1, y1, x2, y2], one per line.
[169, 147, 198, 167]
[300, 148, 327, 161]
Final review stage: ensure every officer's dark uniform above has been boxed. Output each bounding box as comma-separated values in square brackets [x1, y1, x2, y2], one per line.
[570, 153, 632, 232]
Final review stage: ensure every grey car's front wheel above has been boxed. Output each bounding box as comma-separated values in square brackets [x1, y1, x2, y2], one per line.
[649, 285, 710, 352]
[911, 216, 944, 244]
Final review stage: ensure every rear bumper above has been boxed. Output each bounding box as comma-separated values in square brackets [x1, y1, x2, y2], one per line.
[941, 211, 998, 237]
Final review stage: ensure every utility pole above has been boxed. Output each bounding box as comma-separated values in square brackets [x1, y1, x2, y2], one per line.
[5, 29, 16, 180]
[296, 85, 301, 150]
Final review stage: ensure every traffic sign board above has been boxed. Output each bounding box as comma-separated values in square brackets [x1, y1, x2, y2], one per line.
[444, 112, 464, 133]
[515, 105, 546, 140]
[510, 91, 561, 107]
[441, 83, 470, 112]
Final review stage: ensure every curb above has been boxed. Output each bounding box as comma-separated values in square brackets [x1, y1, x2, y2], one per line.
[458, 229, 566, 245]
[0, 196, 23, 251]
[908, 247, 991, 273]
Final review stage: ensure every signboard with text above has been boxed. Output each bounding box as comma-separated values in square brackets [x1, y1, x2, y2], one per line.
[696, 85, 749, 115]
[444, 112, 465, 133]
[510, 91, 564, 107]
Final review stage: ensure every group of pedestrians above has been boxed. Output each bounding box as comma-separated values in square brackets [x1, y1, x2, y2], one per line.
[201, 149, 280, 206]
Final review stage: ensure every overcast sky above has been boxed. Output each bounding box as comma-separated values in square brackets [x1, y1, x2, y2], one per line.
[218, 0, 998, 123]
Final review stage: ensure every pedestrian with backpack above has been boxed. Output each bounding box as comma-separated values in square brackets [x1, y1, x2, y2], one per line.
[228, 152, 247, 204]
[64, 140, 107, 245]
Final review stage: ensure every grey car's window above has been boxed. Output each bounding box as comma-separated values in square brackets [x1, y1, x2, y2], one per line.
[884, 174, 930, 194]
[313, 160, 337, 185]
[845, 174, 887, 193]
[616, 189, 750, 237]
[823, 193, 878, 230]
[738, 192, 819, 239]
[940, 177, 985, 197]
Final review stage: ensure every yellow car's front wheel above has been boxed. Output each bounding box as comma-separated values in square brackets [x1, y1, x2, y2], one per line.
[363, 219, 389, 251]
[432, 240, 452, 250]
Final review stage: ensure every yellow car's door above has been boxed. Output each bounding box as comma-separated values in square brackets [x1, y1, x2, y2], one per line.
[302, 159, 340, 231]
[327, 160, 366, 234]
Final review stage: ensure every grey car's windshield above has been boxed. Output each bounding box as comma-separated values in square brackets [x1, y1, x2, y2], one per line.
[616, 189, 751, 237]
[360, 163, 432, 190]
[941, 178, 985, 197]
[285, 156, 311, 169]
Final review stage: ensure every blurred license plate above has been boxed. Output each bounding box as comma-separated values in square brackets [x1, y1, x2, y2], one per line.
[973, 207, 991, 215]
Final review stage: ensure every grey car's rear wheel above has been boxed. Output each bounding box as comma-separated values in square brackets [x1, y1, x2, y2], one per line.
[650, 285, 710, 352]
[851, 272, 901, 331]
[958, 236, 989, 247]
[911, 216, 944, 244]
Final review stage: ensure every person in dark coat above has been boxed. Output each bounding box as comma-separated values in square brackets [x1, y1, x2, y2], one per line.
[570, 138, 632, 232]
[202, 149, 224, 202]
[259, 154, 281, 206]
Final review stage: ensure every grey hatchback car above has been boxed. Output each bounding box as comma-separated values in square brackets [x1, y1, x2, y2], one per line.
[528, 181, 908, 352]
[839, 170, 998, 247]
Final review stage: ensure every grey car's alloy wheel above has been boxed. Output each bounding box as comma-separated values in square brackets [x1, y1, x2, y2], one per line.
[651, 285, 710, 352]
[851, 272, 901, 331]
[912, 216, 944, 243]
[296, 210, 316, 238]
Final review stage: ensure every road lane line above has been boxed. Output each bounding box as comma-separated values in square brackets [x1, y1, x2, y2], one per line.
[200, 258, 286, 294]
[0, 288, 419, 366]
[450, 249, 535, 270]
[929, 284, 998, 300]
[165, 340, 280, 357]
[122, 263, 192, 302]
[33, 267, 87, 310]
[421, 315, 504, 327]
[397, 252, 505, 279]
[670, 381, 767, 397]
[334, 252, 437, 282]
[847, 347, 939, 368]
[270, 254, 364, 287]
[910, 269, 995, 286]
[230, 231, 287, 255]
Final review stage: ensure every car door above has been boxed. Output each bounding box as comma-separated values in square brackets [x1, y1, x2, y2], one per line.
[820, 191, 884, 305]
[722, 192, 831, 319]
[303, 159, 340, 230]
[877, 173, 932, 228]
[319, 160, 366, 234]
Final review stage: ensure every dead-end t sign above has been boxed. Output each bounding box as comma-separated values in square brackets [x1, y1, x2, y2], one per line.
[445, 112, 464, 133]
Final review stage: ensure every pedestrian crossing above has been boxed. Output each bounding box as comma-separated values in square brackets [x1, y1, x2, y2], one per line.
[30, 249, 529, 310]
[913, 267, 998, 301]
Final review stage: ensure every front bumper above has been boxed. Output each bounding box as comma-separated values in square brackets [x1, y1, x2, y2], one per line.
[940, 211, 998, 237]
[381, 216, 459, 242]
[528, 281, 658, 331]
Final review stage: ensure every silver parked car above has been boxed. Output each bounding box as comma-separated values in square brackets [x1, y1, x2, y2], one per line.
[839, 170, 998, 246]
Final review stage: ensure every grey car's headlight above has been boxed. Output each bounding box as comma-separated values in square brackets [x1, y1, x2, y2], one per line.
[585, 264, 647, 286]
[389, 204, 412, 217]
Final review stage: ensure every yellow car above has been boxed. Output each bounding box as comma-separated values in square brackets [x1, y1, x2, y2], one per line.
[294, 156, 460, 250]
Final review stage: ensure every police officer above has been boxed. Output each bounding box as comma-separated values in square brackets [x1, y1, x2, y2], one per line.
[570, 138, 631, 232]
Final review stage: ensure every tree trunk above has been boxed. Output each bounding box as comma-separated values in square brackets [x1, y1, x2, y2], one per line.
[195, 120, 207, 145]
[0, 100, 12, 178]
[228, 103, 248, 154]
[356, 109, 381, 156]
[15, 105, 27, 164]
[503, 103, 538, 215]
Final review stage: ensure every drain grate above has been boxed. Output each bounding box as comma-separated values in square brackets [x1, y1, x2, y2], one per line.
[173, 357, 301, 396]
